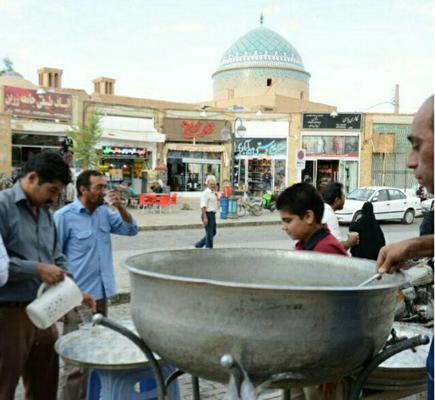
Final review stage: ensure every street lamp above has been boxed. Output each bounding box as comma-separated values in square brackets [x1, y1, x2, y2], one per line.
[220, 117, 246, 194]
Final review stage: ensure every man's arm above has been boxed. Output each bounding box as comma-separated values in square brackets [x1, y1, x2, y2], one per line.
[377, 235, 434, 274]
[107, 206, 138, 236]
[0, 235, 9, 286]
[200, 191, 208, 226]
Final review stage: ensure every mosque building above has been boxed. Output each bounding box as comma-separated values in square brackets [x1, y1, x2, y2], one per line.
[0, 17, 416, 197]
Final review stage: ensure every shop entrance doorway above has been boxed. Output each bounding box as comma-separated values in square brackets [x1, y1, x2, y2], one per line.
[303, 160, 358, 194]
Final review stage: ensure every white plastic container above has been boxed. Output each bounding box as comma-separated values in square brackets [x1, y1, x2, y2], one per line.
[26, 276, 83, 329]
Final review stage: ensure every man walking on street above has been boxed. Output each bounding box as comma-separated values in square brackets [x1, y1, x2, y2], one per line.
[54, 169, 138, 400]
[0, 152, 95, 400]
[195, 176, 219, 249]
[377, 95, 434, 400]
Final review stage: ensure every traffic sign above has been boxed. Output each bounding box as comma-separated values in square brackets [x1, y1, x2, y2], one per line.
[296, 148, 306, 169]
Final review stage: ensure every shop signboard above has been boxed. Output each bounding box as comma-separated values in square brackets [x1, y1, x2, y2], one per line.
[235, 138, 287, 157]
[302, 135, 359, 158]
[102, 146, 147, 159]
[182, 157, 221, 165]
[163, 118, 226, 142]
[302, 113, 362, 130]
[4, 85, 72, 120]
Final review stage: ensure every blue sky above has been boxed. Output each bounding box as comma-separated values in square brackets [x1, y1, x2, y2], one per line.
[1, 0, 433, 113]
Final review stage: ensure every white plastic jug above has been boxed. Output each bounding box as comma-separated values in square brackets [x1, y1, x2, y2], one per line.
[26, 276, 83, 329]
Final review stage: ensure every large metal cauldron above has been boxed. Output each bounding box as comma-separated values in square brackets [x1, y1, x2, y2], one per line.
[125, 249, 405, 386]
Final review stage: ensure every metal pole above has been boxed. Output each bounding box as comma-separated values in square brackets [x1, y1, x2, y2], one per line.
[230, 131, 235, 194]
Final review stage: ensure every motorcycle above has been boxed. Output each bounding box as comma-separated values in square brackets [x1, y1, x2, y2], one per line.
[261, 190, 277, 212]
[395, 260, 433, 325]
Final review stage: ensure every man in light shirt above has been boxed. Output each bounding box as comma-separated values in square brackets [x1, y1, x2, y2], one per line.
[322, 182, 359, 250]
[195, 176, 219, 249]
[54, 169, 138, 400]
[0, 235, 8, 286]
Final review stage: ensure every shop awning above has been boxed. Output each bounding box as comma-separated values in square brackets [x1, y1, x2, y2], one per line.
[100, 129, 166, 145]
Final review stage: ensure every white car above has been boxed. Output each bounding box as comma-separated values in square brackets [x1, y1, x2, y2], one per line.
[336, 186, 422, 224]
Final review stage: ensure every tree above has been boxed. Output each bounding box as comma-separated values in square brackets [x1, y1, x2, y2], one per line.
[0, 58, 15, 76]
[69, 110, 103, 170]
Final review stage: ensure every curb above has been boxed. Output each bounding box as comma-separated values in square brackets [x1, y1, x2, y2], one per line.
[138, 219, 281, 231]
[110, 292, 130, 305]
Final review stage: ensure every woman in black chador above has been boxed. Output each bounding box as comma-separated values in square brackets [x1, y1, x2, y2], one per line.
[349, 201, 386, 260]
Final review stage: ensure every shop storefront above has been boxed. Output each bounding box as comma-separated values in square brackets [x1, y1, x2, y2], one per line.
[162, 117, 227, 193]
[98, 115, 165, 193]
[3, 85, 72, 178]
[233, 121, 289, 196]
[300, 113, 361, 193]
[235, 137, 287, 196]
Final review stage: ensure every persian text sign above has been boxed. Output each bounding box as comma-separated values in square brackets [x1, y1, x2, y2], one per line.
[235, 138, 287, 157]
[102, 146, 147, 158]
[163, 118, 226, 142]
[302, 113, 362, 130]
[4, 86, 72, 120]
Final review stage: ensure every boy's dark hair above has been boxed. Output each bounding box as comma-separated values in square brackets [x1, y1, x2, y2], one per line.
[22, 151, 71, 185]
[322, 182, 344, 206]
[76, 170, 104, 196]
[277, 182, 324, 222]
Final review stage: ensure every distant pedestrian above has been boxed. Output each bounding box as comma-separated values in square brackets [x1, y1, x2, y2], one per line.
[65, 182, 76, 204]
[349, 201, 385, 260]
[322, 182, 359, 250]
[195, 177, 218, 249]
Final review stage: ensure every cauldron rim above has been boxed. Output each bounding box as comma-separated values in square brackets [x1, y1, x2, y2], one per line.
[125, 248, 406, 292]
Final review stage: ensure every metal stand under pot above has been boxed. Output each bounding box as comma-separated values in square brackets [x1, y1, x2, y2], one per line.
[92, 314, 430, 400]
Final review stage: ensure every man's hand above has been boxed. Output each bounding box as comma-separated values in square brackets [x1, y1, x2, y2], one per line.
[376, 241, 410, 274]
[81, 292, 96, 312]
[347, 232, 359, 247]
[377, 236, 434, 274]
[202, 215, 208, 227]
[106, 190, 122, 209]
[36, 263, 66, 284]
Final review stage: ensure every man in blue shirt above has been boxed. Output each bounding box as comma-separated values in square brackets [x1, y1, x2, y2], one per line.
[54, 169, 138, 400]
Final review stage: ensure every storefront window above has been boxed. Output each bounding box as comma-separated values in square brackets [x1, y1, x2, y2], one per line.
[13, 133, 61, 147]
[167, 150, 221, 192]
[100, 152, 150, 187]
[12, 145, 60, 171]
[302, 135, 359, 157]
[273, 160, 286, 192]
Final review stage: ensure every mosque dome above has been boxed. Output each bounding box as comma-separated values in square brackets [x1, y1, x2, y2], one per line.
[216, 26, 306, 73]
[212, 20, 310, 104]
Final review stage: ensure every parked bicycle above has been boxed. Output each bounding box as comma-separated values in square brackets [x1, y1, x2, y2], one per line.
[237, 196, 263, 217]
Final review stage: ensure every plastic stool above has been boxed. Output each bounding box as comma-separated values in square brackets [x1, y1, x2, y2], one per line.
[87, 363, 180, 400]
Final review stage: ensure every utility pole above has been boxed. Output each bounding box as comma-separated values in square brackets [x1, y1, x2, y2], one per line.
[394, 84, 400, 114]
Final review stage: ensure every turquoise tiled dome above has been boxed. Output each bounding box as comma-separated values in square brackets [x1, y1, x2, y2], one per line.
[216, 26, 306, 73]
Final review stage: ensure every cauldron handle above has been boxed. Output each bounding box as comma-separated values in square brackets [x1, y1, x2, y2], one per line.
[92, 314, 169, 400]
[348, 334, 430, 400]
